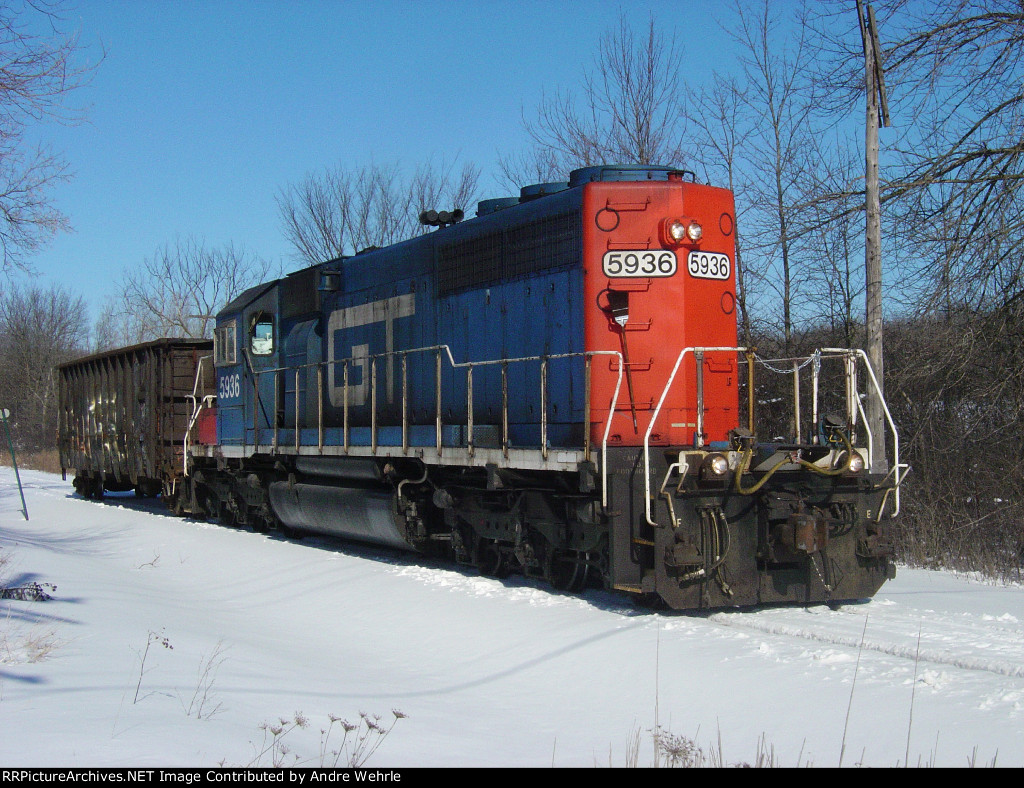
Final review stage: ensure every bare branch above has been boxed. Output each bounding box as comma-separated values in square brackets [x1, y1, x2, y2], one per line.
[0, 281, 87, 450]
[0, 0, 98, 273]
[101, 238, 275, 345]
[506, 14, 688, 187]
[277, 159, 479, 266]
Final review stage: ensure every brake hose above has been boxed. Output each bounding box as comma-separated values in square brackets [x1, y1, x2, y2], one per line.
[734, 431, 855, 495]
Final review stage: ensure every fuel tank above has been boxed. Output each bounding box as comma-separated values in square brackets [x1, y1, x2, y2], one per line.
[267, 481, 414, 551]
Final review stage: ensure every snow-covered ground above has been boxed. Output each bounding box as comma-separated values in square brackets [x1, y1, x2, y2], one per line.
[2, 467, 1022, 768]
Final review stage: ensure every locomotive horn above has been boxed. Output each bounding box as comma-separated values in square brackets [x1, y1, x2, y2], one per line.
[419, 208, 465, 228]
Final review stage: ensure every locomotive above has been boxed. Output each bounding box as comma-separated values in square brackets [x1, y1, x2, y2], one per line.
[59, 165, 904, 610]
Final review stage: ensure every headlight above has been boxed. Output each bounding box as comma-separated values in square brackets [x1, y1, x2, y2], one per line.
[663, 218, 703, 246]
[702, 453, 729, 477]
[835, 450, 865, 473]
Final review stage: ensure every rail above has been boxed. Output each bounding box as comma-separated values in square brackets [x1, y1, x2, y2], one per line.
[643, 347, 908, 526]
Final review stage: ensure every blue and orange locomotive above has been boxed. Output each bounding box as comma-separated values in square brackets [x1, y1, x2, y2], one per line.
[60, 165, 904, 610]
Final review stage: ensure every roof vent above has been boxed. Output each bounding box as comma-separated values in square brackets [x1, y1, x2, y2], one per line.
[568, 165, 695, 187]
[519, 181, 568, 202]
[476, 197, 519, 217]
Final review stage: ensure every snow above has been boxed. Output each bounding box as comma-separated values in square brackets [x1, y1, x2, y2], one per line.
[2, 467, 1023, 768]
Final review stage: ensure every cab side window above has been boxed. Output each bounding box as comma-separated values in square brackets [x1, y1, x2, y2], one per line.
[251, 315, 274, 356]
[214, 320, 237, 366]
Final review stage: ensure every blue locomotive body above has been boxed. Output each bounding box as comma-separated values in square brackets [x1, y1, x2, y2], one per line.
[213, 185, 588, 454]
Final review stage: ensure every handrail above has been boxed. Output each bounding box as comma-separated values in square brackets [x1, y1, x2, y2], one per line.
[643, 346, 905, 526]
[821, 347, 908, 518]
[184, 354, 215, 477]
[643, 347, 749, 526]
[242, 344, 624, 506]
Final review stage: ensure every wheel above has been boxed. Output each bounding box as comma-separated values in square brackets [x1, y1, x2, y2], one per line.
[223, 492, 250, 528]
[87, 477, 104, 500]
[169, 493, 186, 516]
[544, 549, 590, 593]
[200, 489, 222, 523]
[476, 540, 510, 579]
[135, 479, 162, 498]
[251, 506, 275, 534]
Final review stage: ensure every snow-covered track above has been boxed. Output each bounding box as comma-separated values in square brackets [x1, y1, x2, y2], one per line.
[708, 597, 1024, 679]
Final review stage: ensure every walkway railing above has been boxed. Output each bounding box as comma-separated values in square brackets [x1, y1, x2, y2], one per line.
[191, 345, 625, 506]
[643, 346, 908, 525]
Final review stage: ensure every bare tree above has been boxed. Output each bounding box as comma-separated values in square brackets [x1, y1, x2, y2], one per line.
[804, 1, 1024, 575]
[809, 0, 1024, 315]
[0, 282, 86, 450]
[277, 158, 480, 266]
[800, 138, 866, 347]
[724, 0, 821, 353]
[500, 14, 688, 187]
[101, 238, 274, 345]
[0, 1, 96, 273]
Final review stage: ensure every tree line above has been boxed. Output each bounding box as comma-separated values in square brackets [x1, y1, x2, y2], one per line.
[0, 1, 1020, 575]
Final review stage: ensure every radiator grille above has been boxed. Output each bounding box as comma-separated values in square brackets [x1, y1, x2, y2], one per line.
[438, 210, 581, 294]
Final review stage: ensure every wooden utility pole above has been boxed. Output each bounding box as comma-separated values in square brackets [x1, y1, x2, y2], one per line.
[857, 0, 890, 471]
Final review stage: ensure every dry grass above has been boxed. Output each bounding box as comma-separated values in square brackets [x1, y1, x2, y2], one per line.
[246, 710, 407, 768]
[1, 547, 62, 665]
[0, 448, 63, 474]
[23, 629, 61, 662]
[1, 593, 62, 666]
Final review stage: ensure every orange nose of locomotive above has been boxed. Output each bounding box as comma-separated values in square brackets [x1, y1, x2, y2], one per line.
[581, 170, 739, 448]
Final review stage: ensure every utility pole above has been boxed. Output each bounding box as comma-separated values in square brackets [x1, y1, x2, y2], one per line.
[857, 0, 890, 471]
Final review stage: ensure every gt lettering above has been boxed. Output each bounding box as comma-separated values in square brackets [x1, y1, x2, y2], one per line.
[327, 294, 416, 408]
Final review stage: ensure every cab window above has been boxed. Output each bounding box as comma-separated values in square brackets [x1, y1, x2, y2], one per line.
[251, 315, 274, 356]
[214, 320, 237, 366]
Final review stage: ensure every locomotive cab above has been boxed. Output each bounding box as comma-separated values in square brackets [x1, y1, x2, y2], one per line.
[212, 282, 277, 447]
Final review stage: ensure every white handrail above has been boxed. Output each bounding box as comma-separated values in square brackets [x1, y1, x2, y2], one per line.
[643, 346, 905, 526]
[821, 348, 908, 517]
[231, 345, 624, 502]
[184, 355, 215, 478]
[643, 347, 749, 526]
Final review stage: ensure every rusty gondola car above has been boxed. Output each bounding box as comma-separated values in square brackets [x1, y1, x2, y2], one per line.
[57, 339, 215, 507]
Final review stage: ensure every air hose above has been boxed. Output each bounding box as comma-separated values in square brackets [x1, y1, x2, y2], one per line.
[734, 431, 856, 495]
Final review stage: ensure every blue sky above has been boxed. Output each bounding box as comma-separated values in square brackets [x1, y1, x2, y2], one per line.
[21, 0, 747, 320]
